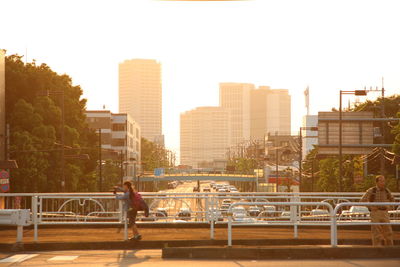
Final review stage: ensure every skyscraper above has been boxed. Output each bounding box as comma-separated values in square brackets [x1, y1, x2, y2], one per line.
[119, 59, 162, 143]
[250, 87, 291, 140]
[219, 83, 253, 147]
[180, 107, 231, 168]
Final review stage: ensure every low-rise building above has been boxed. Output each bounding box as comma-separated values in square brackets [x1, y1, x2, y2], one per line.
[85, 110, 141, 180]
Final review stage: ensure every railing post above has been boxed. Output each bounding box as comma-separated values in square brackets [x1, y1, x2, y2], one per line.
[210, 196, 215, 240]
[290, 195, 299, 238]
[123, 210, 128, 241]
[331, 207, 337, 247]
[16, 225, 23, 243]
[32, 195, 38, 242]
[227, 209, 232, 247]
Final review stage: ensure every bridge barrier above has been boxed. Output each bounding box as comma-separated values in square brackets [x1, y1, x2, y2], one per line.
[1, 192, 400, 244]
[226, 201, 335, 247]
[332, 202, 400, 247]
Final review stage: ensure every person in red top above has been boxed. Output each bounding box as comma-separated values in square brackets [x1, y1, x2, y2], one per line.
[114, 181, 142, 241]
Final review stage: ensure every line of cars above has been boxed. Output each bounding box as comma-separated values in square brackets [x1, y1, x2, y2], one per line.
[138, 207, 193, 222]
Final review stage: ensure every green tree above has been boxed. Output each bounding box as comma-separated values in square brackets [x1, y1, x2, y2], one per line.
[140, 138, 170, 172]
[5, 55, 98, 192]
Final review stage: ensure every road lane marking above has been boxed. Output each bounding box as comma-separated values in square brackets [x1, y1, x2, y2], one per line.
[48, 256, 78, 261]
[0, 254, 38, 263]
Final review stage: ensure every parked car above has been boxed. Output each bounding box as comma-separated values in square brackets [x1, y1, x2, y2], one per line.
[203, 187, 211, 192]
[177, 208, 191, 220]
[389, 206, 400, 219]
[233, 212, 254, 223]
[208, 208, 224, 222]
[340, 206, 370, 220]
[156, 208, 168, 218]
[279, 211, 291, 220]
[248, 206, 262, 217]
[219, 204, 231, 215]
[222, 199, 232, 205]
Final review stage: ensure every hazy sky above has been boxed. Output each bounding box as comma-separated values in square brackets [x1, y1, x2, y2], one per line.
[1, 0, 400, 159]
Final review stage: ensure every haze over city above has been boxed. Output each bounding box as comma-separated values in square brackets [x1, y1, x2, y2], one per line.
[1, 0, 400, 160]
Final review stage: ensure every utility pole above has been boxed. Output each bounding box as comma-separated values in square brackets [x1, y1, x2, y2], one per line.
[299, 127, 303, 192]
[98, 128, 102, 191]
[120, 151, 124, 186]
[311, 158, 314, 192]
[275, 132, 279, 192]
[60, 92, 65, 192]
[380, 77, 386, 175]
[339, 90, 343, 192]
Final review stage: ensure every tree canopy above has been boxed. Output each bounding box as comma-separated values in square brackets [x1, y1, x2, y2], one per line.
[6, 55, 98, 192]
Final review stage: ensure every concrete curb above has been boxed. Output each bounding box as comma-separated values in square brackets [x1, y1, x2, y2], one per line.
[162, 246, 400, 260]
[1, 238, 399, 252]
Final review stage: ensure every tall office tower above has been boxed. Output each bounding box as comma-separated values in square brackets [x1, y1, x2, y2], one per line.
[266, 89, 291, 135]
[119, 59, 162, 143]
[0, 49, 5, 161]
[250, 86, 270, 140]
[219, 83, 253, 147]
[250, 87, 292, 140]
[180, 107, 231, 168]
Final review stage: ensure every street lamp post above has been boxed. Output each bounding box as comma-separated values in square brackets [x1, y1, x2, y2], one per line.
[299, 126, 318, 192]
[339, 90, 367, 191]
[97, 128, 102, 192]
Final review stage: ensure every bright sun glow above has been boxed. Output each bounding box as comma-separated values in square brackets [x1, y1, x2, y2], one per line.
[1, 0, 400, 160]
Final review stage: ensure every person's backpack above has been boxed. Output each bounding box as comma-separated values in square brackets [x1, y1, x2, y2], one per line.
[369, 187, 391, 202]
[131, 192, 149, 217]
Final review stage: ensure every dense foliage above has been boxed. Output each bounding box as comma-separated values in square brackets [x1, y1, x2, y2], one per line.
[6, 55, 98, 192]
[301, 94, 400, 192]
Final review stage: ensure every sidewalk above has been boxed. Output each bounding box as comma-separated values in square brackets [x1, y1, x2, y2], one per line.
[2, 226, 399, 244]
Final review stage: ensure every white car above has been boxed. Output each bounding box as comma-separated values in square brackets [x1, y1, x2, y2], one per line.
[389, 206, 400, 219]
[340, 206, 370, 220]
[279, 211, 291, 220]
[222, 199, 232, 205]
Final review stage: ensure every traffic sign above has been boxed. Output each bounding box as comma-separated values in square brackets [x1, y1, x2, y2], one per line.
[154, 168, 165, 177]
[0, 170, 10, 193]
[0, 170, 9, 179]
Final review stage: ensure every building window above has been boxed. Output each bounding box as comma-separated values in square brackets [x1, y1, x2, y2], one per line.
[112, 123, 125, 131]
[136, 128, 139, 138]
[111, 138, 125, 146]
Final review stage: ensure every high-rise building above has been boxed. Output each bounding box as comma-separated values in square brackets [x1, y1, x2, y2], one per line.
[250, 87, 291, 140]
[219, 83, 253, 147]
[0, 50, 5, 161]
[85, 110, 141, 179]
[119, 59, 162, 143]
[180, 107, 231, 168]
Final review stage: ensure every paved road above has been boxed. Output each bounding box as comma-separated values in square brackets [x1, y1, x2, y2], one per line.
[0, 250, 399, 267]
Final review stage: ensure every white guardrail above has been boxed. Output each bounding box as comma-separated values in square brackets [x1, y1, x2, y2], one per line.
[0, 192, 399, 244]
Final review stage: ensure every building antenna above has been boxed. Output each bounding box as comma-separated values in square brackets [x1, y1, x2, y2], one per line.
[25, 47, 27, 64]
[304, 86, 310, 115]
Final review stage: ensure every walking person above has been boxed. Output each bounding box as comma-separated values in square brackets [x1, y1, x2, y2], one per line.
[360, 175, 395, 246]
[114, 181, 142, 241]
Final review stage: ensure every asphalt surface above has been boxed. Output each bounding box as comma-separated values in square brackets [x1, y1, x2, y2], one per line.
[0, 250, 399, 267]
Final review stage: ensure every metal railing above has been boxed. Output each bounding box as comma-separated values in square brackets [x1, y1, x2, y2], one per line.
[332, 202, 400, 247]
[1, 192, 400, 244]
[226, 201, 335, 246]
